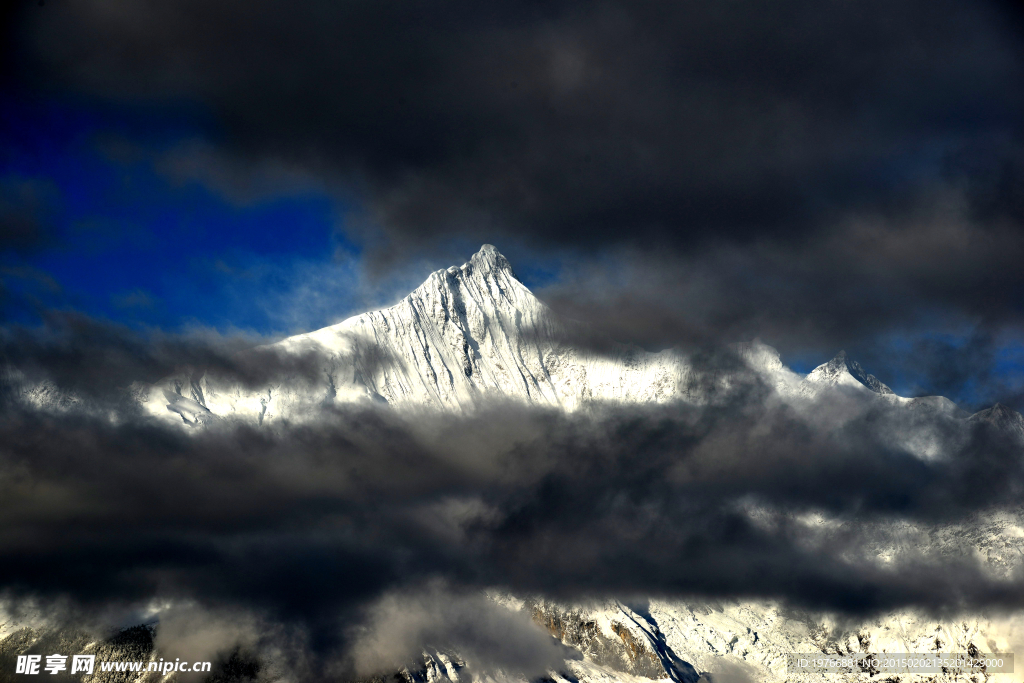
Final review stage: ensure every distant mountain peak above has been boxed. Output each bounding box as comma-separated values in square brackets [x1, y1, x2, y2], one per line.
[969, 402, 1024, 438]
[412, 244, 525, 309]
[805, 350, 895, 396]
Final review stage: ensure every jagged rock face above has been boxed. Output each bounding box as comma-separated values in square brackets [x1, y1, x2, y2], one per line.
[530, 604, 665, 680]
[350, 650, 466, 683]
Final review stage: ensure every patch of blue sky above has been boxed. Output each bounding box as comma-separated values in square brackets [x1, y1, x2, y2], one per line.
[780, 326, 1024, 412]
[780, 352, 821, 377]
[0, 92, 367, 335]
[875, 329, 1024, 410]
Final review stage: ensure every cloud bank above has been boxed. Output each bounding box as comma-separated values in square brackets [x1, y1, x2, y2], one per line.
[3, 326, 1024, 612]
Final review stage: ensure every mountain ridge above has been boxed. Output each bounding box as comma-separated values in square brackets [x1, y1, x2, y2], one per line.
[142, 245, 1017, 433]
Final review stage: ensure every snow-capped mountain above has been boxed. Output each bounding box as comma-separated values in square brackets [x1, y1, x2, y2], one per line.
[146, 245, 703, 425]
[144, 245, 1004, 432]
[284, 244, 690, 410]
[803, 350, 897, 397]
[970, 402, 1024, 443]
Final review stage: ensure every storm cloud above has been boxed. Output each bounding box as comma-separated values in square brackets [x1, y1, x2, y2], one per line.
[2, 331, 1024, 616]
[6, 0, 1024, 388]
[12, 0, 1021, 246]
[1, 318, 1024, 676]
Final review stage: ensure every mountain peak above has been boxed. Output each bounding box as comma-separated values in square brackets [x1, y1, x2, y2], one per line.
[969, 402, 1024, 440]
[467, 244, 516, 279]
[805, 350, 896, 396]
[977, 402, 1020, 421]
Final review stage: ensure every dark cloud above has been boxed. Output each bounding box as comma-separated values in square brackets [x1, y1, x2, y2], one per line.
[0, 312, 334, 403]
[2, 320, 1024, 675]
[12, 0, 1023, 252]
[0, 175, 59, 255]
[346, 582, 571, 679]
[537, 204, 1024, 399]
[2, 343, 1024, 618]
[9, 0, 1024, 374]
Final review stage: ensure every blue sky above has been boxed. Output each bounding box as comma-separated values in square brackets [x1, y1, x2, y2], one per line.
[1, 93, 376, 335]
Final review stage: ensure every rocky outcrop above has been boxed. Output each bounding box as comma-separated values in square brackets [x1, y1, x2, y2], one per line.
[529, 601, 699, 682]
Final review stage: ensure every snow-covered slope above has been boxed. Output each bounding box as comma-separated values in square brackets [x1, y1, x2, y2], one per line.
[291, 244, 690, 411]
